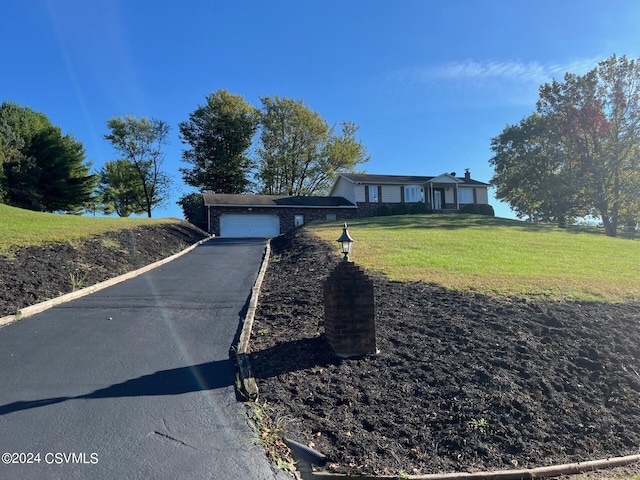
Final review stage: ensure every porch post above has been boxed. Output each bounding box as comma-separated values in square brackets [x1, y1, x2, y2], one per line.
[429, 183, 433, 209]
[455, 184, 459, 211]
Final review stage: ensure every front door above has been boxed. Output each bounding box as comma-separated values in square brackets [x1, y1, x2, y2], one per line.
[433, 189, 443, 210]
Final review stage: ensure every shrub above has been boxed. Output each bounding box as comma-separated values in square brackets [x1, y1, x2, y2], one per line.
[410, 202, 430, 214]
[375, 204, 393, 216]
[460, 204, 495, 216]
[391, 203, 410, 215]
[178, 193, 208, 230]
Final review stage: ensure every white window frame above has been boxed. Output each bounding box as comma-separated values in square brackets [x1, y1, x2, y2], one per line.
[404, 186, 423, 203]
[459, 188, 474, 204]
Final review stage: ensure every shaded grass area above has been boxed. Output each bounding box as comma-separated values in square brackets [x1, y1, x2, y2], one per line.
[0, 204, 176, 250]
[309, 214, 640, 302]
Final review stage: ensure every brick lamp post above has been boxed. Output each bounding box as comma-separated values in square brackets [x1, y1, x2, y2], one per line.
[323, 223, 377, 358]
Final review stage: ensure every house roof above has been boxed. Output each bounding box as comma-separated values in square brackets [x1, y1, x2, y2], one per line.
[339, 173, 490, 186]
[202, 193, 357, 208]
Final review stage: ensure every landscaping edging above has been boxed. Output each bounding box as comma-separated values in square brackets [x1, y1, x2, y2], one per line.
[237, 234, 640, 480]
[235, 238, 271, 400]
[0, 235, 214, 329]
[292, 454, 640, 480]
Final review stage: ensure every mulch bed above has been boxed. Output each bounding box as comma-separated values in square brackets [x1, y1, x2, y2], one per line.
[249, 229, 640, 477]
[0, 222, 208, 317]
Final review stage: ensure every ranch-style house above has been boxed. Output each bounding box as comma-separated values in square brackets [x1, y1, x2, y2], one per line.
[203, 170, 490, 237]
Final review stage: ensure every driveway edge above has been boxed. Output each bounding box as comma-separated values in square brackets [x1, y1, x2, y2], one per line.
[235, 238, 271, 400]
[0, 235, 214, 329]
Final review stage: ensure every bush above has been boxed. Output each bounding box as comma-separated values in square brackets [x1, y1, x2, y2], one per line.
[460, 204, 495, 216]
[391, 203, 410, 215]
[375, 204, 393, 216]
[178, 193, 208, 230]
[410, 202, 430, 214]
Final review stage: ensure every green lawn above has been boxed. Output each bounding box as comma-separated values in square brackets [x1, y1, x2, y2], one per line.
[0, 204, 176, 251]
[309, 214, 640, 302]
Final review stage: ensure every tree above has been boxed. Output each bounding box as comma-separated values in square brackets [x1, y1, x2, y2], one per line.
[104, 116, 171, 218]
[536, 55, 640, 236]
[490, 114, 588, 224]
[0, 119, 26, 204]
[96, 159, 147, 217]
[179, 89, 259, 194]
[177, 192, 207, 231]
[490, 54, 640, 236]
[256, 96, 369, 195]
[0, 102, 96, 212]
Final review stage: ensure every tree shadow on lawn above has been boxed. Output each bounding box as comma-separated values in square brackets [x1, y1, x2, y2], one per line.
[358, 214, 623, 237]
[0, 359, 237, 416]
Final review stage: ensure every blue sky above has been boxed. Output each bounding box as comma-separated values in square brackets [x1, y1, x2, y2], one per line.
[3, 0, 640, 219]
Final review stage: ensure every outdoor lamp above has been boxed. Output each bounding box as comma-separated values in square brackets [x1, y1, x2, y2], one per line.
[337, 223, 354, 262]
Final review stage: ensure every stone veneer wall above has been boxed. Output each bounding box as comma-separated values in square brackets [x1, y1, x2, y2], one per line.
[208, 206, 357, 236]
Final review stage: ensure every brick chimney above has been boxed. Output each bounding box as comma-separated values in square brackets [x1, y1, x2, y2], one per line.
[464, 168, 471, 181]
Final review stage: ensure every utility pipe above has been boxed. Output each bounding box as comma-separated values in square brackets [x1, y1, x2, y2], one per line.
[298, 453, 640, 480]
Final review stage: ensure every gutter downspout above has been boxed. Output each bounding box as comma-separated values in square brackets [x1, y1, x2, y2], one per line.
[207, 205, 211, 234]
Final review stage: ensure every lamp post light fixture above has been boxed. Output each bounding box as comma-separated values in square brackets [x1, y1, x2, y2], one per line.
[337, 223, 354, 262]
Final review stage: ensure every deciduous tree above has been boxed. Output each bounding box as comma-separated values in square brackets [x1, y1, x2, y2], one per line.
[256, 96, 369, 195]
[490, 114, 587, 224]
[104, 116, 171, 218]
[96, 159, 147, 217]
[490, 55, 640, 236]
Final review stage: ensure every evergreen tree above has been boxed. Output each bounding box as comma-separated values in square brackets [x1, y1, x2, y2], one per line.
[179, 89, 259, 194]
[0, 102, 96, 212]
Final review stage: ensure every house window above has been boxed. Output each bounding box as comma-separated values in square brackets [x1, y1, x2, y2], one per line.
[326, 213, 337, 221]
[459, 188, 474, 204]
[404, 186, 423, 203]
[294, 215, 304, 227]
[372, 186, 381, 202]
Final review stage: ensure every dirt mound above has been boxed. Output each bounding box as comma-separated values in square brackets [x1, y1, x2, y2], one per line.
[250, 229, 640, 477]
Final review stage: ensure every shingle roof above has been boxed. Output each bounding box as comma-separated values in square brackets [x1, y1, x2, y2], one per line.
[202, 193, 356, 208]
[340, 173, 489, 186]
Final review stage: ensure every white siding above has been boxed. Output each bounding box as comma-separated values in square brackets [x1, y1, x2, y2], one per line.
[381, 185, 401, 203]
[355, 185, 367, 202]
[445, 189, 455, 204]
[476, 188, 489, 204]
[331, 177, 356, 203]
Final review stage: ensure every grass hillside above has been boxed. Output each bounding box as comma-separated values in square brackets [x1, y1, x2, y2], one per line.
[309, 214, 640, 302]
[0, 204, 176, 250]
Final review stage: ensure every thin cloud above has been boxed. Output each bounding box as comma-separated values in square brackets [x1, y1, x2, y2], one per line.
[392, 57, 602, 87]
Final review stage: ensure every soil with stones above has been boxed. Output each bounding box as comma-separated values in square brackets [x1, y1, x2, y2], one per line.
[249, 229, 640, 477]
[0, 222, 208, 318]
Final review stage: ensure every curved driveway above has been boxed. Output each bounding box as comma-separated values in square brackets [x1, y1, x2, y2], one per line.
[0, 238, 288, 480]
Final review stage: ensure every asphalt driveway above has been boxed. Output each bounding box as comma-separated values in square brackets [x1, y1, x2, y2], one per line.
[0, 238, 288, 480]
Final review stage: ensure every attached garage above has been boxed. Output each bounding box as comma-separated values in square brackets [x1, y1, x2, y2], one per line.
[220, 213, 280, 237]
[202, 193, 357, 237]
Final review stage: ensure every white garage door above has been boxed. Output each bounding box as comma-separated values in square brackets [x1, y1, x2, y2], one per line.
[220, 214, 280, 237]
